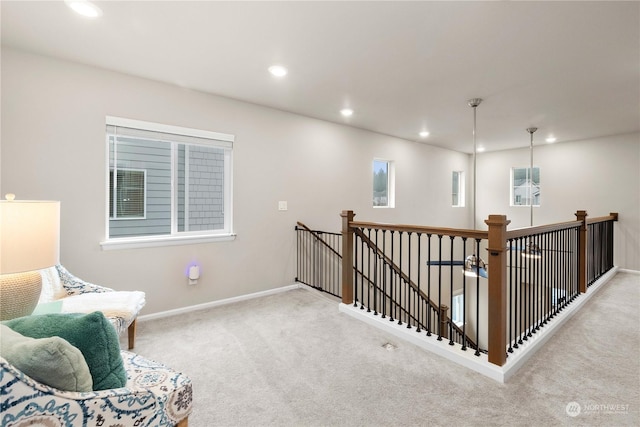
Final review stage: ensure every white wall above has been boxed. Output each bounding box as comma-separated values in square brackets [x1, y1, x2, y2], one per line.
[476, 133, 640, 270]
[0, 48, 470, 315]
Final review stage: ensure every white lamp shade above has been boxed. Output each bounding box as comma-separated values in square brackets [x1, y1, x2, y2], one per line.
[0, 200, 60, 274]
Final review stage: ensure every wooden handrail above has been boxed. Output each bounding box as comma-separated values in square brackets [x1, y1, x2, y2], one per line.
[505, 212, 617, 240]
[506, 220, 582, 239]
[338, 209, 616, 368]
[350, 220, 488, 240]
[587, 212, 618, 224]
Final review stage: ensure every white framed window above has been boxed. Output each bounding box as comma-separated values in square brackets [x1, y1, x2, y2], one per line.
[451, 291, 464, 326]
[373, 159, 395, 208]
[511, 166, 540, 207]
[452, 171, 465, 207]
[102, 117, 235, 250]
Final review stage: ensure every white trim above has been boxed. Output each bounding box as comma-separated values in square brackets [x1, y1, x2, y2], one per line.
[138, 283, 300, 322]
[106, 115, 234, 143]
[100, 233, 236, 250]
[224, 148, 234, 233]
[340, 266, 619, 383]
[618, 268, 640, 275]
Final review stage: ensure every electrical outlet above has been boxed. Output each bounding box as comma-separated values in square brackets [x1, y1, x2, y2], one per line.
[278, 201, 288, 211]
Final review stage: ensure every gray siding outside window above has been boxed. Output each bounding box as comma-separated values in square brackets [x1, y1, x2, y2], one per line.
[178, 145, 225, 232]
[109, 137, 171, 238]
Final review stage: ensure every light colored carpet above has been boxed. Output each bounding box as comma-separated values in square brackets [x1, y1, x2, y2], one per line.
[125, 272, 639, 426]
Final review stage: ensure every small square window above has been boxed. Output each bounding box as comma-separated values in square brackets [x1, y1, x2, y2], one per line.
[511, 167, 540, 206]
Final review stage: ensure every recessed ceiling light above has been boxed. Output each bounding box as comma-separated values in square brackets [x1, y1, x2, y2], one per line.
[477, 146, 486, 153]
[419, 131, 430, 138]
[546, 136, 557, 143]
[65, 0, 103, 18]
[268, 65, 288, 77]
[340, 108, 354, 117]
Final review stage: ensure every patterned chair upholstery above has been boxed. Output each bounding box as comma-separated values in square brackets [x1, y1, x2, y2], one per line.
[0, 351, 193, 426]
[37, 265, 146, 349]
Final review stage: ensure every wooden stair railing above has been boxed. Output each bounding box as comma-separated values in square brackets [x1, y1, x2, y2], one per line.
[297, 221, 480, 351]
[352, 227, 480, 351]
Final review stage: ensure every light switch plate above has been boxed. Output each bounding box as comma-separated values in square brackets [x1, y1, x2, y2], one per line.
[278, 201, 288, 211]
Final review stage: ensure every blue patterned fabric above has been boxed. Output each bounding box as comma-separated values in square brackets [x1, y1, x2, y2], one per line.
[53, 265, 143, 337]
[56, 265, 112, 296]
[1, 351, 192, 426]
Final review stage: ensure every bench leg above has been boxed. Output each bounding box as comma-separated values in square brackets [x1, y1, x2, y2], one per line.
[128, 318, 137, 350]
[176, 417, 188, 427]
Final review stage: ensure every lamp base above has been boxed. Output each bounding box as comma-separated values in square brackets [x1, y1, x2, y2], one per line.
[0, 271, 42, 320]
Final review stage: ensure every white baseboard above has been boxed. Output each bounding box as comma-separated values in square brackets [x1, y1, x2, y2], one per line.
[340, 266, 619, 383]
[138, 283, 301, 322]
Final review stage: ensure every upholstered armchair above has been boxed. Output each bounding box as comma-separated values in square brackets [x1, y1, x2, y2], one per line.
[0, 350, 192, 426]
[37, 265, 146, 349]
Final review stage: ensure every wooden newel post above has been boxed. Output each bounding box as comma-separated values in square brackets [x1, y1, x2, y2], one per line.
[575, 210, 588, 294]
[485, 214, 510, 367]
[340, 210, 355, 305]
[439, 305, 449, 340]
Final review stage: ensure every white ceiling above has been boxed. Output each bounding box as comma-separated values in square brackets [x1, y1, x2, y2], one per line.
[1, 1, 638, 153]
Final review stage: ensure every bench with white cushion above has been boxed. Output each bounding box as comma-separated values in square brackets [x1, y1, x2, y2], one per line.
[38, 264, 146, 349]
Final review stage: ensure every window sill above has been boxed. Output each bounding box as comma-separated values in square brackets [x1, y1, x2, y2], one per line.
[100, 233, 236, 250]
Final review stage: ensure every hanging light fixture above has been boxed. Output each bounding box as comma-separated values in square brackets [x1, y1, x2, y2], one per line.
[463, 254, 488, 278]
[463, 98, 488, 278]
[522, 127, 542, 259]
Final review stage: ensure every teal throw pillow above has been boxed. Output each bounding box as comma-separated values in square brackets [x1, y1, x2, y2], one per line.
[0, 324, 93, 392]
[4, 311, 126, 390]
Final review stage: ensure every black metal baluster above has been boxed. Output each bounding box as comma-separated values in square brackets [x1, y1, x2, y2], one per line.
[552, 231, 559, 317]
[461, 237, 468, 351]
[559, 228, 566, 310]
[390, 231, 395, 322]
[507, 239, 516, 353]
[517, 236, 524, 345]
[373, 229, 379, 315]
[366, 228, 372, 312]
[426, 234, 432, 336]
[417, 233, 422, 333]
[542, 232, 549, 325]
[531, 235, 540, 334]
[398, 231, 403, 325]
[449, 235, 455, 345]
[382, 230, 387, 319]
[437, 234, 443, 341]
[407, 232, 412, 329]
[474, 238, 481, 357]
[354, 230, 360, 307]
